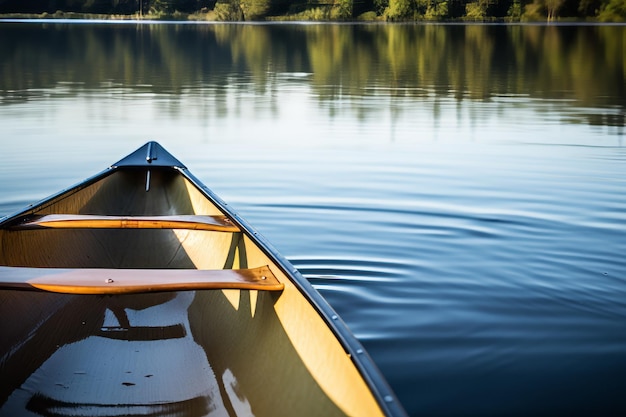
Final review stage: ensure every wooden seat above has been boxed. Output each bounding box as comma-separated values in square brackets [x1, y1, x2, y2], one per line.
[8, 214, 240, 232]
[0, 265, 283, 294]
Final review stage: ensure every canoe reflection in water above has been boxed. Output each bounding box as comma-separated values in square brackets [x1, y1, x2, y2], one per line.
[1, 291, 243, 417]
[1, 281, 369, 417]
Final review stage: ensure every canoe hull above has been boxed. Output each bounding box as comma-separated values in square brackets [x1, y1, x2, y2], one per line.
[0, 142, 406, 417]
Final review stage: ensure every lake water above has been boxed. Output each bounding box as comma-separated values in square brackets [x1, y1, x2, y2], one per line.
[1, 21, 625, 416]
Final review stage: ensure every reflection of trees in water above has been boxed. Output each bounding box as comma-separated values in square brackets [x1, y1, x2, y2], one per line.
[0, 23, 624, 129]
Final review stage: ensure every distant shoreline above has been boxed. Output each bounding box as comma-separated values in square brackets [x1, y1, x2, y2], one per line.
[0, 11, 212, 21]
[0, 10, 624, 23]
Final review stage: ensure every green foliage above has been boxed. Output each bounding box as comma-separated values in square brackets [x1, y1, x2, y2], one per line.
[578, 0, 601, 14]
[274, 0, 351, 20]
[374, 0, 388, 14]
[385, 0, 413, 19]
[283, 6, 331, 20]
[598, 0, 626, 20]
[0, 0, 625, 21]
[150, 0, 173, 13]
[214, 0, 243, 19]
[357, 10, 379, 18]
[240, 0, 271, 19]
[465, 0, 488, 18]
[522, 0, 566, 20]
[414, 0, 429, 15]
[545, 0, 565, 19]
[331, 0, 353, 19]
[522, 0, 546, 19]
[425, 0, 448, 18]
[507, 0, 522, 19]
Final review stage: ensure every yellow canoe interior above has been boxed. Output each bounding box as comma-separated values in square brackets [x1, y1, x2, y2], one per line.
[0, 168, 386, 417]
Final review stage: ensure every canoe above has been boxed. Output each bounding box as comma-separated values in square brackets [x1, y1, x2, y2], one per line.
[0, 142, 406, 417]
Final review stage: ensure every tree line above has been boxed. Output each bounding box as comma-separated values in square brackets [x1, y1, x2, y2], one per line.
[0, 0, 624, 21]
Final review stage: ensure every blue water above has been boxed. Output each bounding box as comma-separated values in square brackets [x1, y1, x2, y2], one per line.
[1, 21, 625, 416]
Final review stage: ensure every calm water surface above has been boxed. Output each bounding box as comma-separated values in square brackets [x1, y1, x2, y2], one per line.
[1, 22, 626, 416]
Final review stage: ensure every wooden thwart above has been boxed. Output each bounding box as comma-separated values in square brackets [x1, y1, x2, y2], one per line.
[0, 265, 283, 294]
[9, 214, 240, 232]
